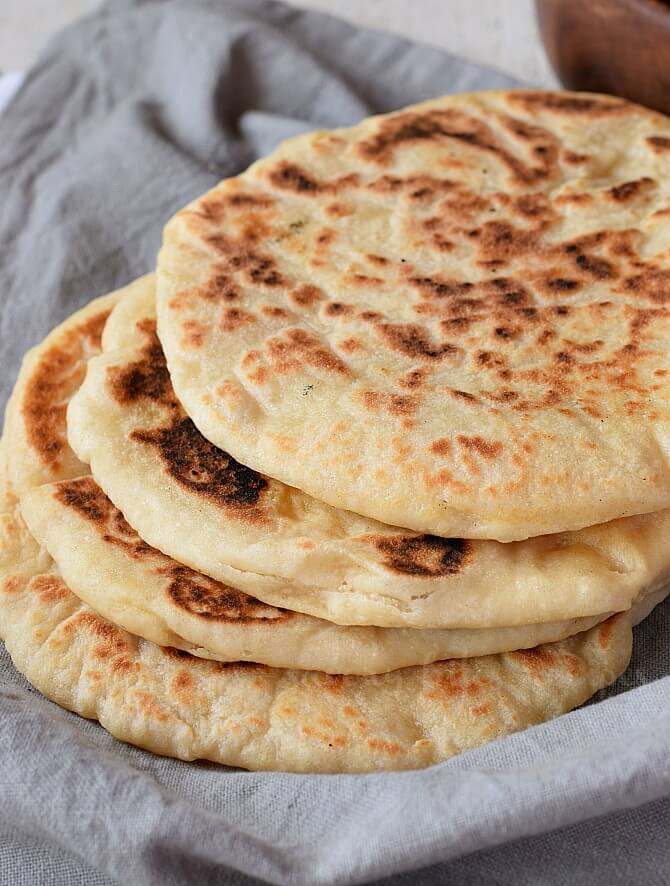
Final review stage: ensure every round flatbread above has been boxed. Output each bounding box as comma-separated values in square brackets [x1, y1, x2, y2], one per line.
[3, 291, 120, 497]
[5, 282, 617, 669]
[68, 277, 670, 629]
[20, 476, 613, 673]
[0, 487, 633, 773]
[7, 284, 622, 669]
[156, 90, 670, 541]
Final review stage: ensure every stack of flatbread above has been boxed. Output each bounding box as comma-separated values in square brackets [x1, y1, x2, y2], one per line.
[3, 89, 670, 773]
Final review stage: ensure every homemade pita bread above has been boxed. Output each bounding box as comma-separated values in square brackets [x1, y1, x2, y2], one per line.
[156, 90, 670, 541]
[0, 486, 633, 772]
[69, 278, 670, 628]
[3, 292, 120, 498]
[7, 288, 624, 673]
[5, 284, 615, 668]
[20, 477, 612, 673]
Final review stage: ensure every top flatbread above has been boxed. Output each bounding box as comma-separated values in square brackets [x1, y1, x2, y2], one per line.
[157, 89, 670, 541]
[68, 277, 670, 629]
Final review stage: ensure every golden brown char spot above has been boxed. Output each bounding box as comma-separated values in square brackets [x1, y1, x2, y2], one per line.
[2, 576, 25, 595]
[181, 319, 207, 347]
[261, 306, 291, 321]
[132, 418, 272, 525]
[439, 189, 490, 221]
[171, 670, 193, 694]
[473, 221, 541, 265]
[388, 395, 418, 416]
[68, 610, 128, 652]
[191, 192, 275, 225]
[564, 654, 587, 678]
[366, 174, 456, 199]
[257, 328, 351, 378]
[361, 391, 419, 417]
[511, 192, 553, 220]
[409, 275, 474, 300]
[206, 233, 286, 288]
[107, 319, 177, 408]
[324, 302, 354, 318]
[220, 307, 257, 333]
[134, 690, 170, 722]
[507, 91, 627, 115]
[510, 644, 556, 675]
[366, 253, 390, 266]
[475, 350, 509, 373]
[267, 162, 358, 195]
[366, 534, 473, 577]
[344, 273, 384, 287]
[399, 368, 427, 389]
[366, 738, 402, 756]
[537, 274, 582, 295]
[289, 284, 324, 308]
[432, 234, 455, 252]
[190, 272, 241, 304]
[562, 150, 590, 164]
[480, 388, 519, 404]
[457, 435, 503, 459]
[598, 617, 616, 649]
[425, 666, 491, 701]
[555, 192, 593, 206]
[623, 268, 670, 304]
[471, 702, 493, 716]
[325, 201, 352, 217]
[164, 566, 290, 622]
[55, 477, 154, 559]
[449, 388, 479, 403]
[318, 674, 345, 694]
[377, 323, 460, 361]
[494, 324, 521, 342]
[315, 228, 337, 248]
[647, 136, 670, 153]
[356, 108, 558, 185]
[31, 574, 69, 604]
[268, 162, 322, 193]
[570, 252, 615, 280]
[338, 337, 363, 354]
[607, 177, 655, 202]
[22, 308, 110, 471]
[430, 438, 452, 456]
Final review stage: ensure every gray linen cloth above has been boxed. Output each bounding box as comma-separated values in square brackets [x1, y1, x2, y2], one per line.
[1, 1, 669, 883]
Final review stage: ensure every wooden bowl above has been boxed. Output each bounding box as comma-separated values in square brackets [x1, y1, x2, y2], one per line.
[536, 0, 670, 115]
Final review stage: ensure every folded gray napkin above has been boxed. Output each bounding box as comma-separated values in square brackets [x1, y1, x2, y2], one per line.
[1, 1, 669, 883]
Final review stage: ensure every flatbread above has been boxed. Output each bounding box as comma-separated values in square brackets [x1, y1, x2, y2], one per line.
[6, 286, 621, 668]
[4, 283, 620, 669]
[0, 489, 633, 772]
[20, 476, 613, 673]
[156, 90, 670, 541]
[68, 277, 670, 628]
[3, 291, 120, 497]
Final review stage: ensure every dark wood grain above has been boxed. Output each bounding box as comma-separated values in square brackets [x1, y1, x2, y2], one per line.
[536, 0, 670, 114]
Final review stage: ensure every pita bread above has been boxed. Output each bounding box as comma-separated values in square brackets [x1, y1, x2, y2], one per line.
[0, 490, 633, 773]
[5, 284, 617, 668]
[3, 292, 120, 497]
[21, 477, 613, 673]
[68, 278, 670, 628]
[156, 90, 670, 541]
